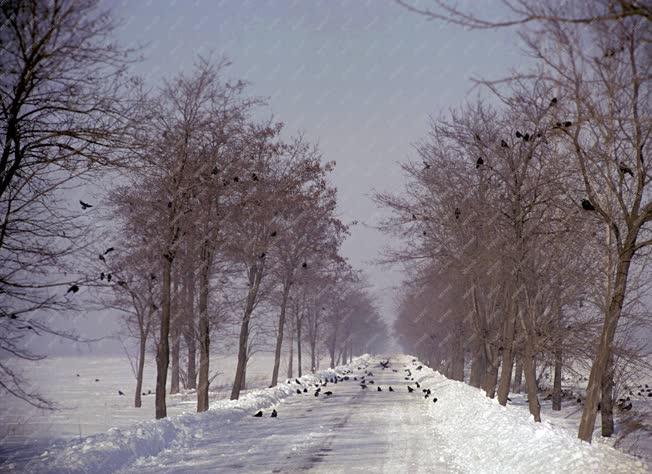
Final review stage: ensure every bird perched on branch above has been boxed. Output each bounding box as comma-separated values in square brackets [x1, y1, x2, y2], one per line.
[67, 284, 79, 294]
[581, 199, 596, 211]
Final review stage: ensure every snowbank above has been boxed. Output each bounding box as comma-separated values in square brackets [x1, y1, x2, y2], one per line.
[412, 358, 648, 474]
[29, 355, 372, 473]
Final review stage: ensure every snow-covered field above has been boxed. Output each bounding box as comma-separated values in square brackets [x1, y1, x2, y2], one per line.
[1, 354, 648, 473]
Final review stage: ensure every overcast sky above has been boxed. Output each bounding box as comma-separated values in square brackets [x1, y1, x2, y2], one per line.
[104, 0, 522, 330]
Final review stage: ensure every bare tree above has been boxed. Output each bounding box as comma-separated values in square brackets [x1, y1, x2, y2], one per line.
[0, 0, 140, 408]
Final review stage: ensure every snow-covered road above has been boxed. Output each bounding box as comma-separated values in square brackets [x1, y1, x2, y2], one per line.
[121, 356, 454, 473]
[28, 354, 648, 473]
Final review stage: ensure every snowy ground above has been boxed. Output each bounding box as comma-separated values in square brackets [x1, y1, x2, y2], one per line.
[2, 354, 648, 473]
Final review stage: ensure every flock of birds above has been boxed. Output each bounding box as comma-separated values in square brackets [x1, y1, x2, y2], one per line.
[252, 358, 438, 418]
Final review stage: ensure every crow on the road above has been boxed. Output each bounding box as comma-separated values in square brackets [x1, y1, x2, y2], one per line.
[271, 409, 278, 418]
[377, 386, 382, 392]
[389, 386, 394, 392]
[407, 386, 414, 393]
[254, 411, 263, 417]
[118, 390, 124, 396]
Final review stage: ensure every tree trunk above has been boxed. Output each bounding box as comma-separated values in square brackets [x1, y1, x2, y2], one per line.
[170, 332, 180, 394]
[184, 269, 196, 390]
[241, 357, 247, 391]
[231, 265, 262, 400]
[601, 355, 614, 437]
[297, 321, 303, 377]
[287, 325, 294, 379]
[522, 343, 541, 422]
[483, 341, 500, 399]
[134, 329, 147, 408]
[450, 323, 465, 382]
[552, 323, 563, 411]
[155, 255, 173, 419]
[513, 356, 523, 393]
[310, 335, 316, 373]
[271, 281, 291, 387]
[470, 346, 485, 388]
[497, 311, 517, 406]
[578, 246, 634, 442]
[197, 246, 211, 412]
[170, 276, 180, 395]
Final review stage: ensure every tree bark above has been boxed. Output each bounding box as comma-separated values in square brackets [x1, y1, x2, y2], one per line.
[601, 355, 614, 437]
[170, 276, 180, 395]
[170, 332, 180, 394]
[497, 310, 517, 405]
[522, 343, 541, 422]
[552, 308, 563, 411]
[287, 324, 294, 379]
[578, 246, 635, 442]
[184, 269, 196, 390]
[470, 345, 486, 388]
[155, 255, 173, 419]
[271, 280, 291, 387]
[513, 356, 523, 393]
[297, 320, 303, 377]
[135, 329, 146, 408]
[231, 265, 262, 400]
[450, 322, 465, 381]
[197, 245, 211, 412]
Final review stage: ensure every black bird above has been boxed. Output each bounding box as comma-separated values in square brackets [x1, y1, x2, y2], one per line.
[295, 378, 301, 384]
[619, 163, 634, 177]
[433, 398, 438, 403]
[303, 388, 307, 393]
[79, 200, 93, 210]
[581, 199, 596, 211]
[324, 391, 333, 396]
[270, 231, 277, 237]
[550, 97, 558, 106]
[271, 409, 278, 418]
[107, 274, 112, 282]
[302, 262, 308, 268]
[118, 390, 125, 396]
[314, 390, 321, 397]
[523, 133, 530, 142]
[100, 273, 105, 281]
[259, 252, 266, 259]
[99, 254, 106, 262]
[95, 379, 100, 382]
[142, 392, 146, 396]
[296, 389, 302, 394]
[564, 121, 572, 128]
[515, 131, 522, 138]
[389, 386, 394, 392]
[254, 411, 263, 417]
[425, 393, 430, 399]
[476, 157, 484, 168]
[104, 247, 115, 255]
[148, 389, 151, 394]
[407, 386, 414, 393]
[252, 173, 259, 182]
[233, 176, 239, 183]
[416, 365, 422, 370]
[500, 140, 509, 148]
[360, 384, 367, 389]
[416, 382, 420, 388]
[354, 377, 357, 381]
[67, 284, 80, 294]
[76, 373, 80, 377]
[454, 208, 461, 220]
[211, 167, 219, 175]
[368, 380, 374, 384]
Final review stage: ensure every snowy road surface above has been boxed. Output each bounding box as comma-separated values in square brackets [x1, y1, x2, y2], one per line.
[27, 354, 648, 473]
[121, 358, 454, 473]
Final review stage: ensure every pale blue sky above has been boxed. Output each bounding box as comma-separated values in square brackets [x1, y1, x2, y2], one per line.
[109, 0, 522, 324]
